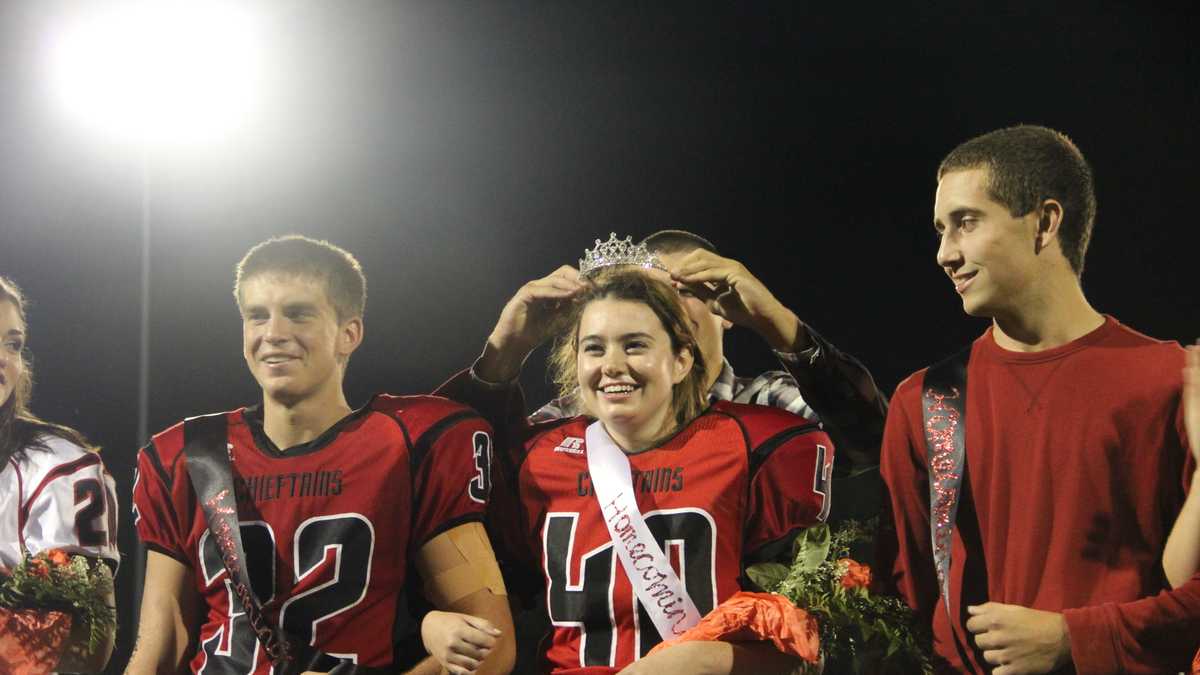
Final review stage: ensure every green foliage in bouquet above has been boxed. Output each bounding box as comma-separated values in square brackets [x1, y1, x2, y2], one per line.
[0, 549, 116, 653]
[746, 520, 932, 674]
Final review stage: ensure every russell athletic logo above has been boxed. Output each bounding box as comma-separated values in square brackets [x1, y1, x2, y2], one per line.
[553, 437, 585, 455]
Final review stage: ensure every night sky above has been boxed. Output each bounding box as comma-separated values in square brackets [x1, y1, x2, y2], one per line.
[1, 2, 1197, 671]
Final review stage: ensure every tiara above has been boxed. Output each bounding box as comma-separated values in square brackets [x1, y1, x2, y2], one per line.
[578, 233, 667, 279]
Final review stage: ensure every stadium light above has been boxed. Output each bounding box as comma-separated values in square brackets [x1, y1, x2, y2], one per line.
[45, 1, 265, 147]
[43, 3, 270, 633]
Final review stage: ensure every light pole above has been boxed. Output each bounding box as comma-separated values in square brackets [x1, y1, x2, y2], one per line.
[44, 0, 266, 632]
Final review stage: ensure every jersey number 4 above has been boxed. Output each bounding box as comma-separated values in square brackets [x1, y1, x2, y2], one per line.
[197, 514, 375, 675]
[544, 508, 717, 667]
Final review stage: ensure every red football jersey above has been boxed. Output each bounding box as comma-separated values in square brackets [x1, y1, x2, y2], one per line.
[492, 400, 833, 675]
[132, 394, 493, 675]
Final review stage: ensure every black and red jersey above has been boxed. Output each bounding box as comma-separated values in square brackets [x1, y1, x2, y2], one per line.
[132, 394, 493, 675]
[490, 400, 833, 675]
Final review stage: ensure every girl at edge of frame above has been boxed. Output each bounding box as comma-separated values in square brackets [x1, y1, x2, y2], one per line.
[0, 276, 118, 673]
[429, 268, 830, 675]
[1162, 341, 1200, 675]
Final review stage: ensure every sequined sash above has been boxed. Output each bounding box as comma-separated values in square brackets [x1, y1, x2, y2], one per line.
[921, 346, 971, 613]
[584, 421, 702, 640]
[181, 413, 385, 675]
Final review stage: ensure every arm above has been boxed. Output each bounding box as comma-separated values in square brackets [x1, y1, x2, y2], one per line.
[124, 551, 197, 675]
[410, 523, 515, 675]
[434, 265, 587, 429]
[474, 265, 585, 384]
[667, 249, 887, 469]
[1165, 490, 1200, 587]
[1056, 579, 1200, 674]
[873, 379, 938, 626]
[1164, 343, 1200, 587]
[618, 640, 809, 675]
[1053, 351, 1200, 674]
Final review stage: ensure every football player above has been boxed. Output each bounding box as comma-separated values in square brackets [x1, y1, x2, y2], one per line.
[126, 236, 514, 675]
[442, 268, 833, 674]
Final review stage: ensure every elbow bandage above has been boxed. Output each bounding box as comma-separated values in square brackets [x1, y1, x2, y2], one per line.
[419, 522, 508, 607]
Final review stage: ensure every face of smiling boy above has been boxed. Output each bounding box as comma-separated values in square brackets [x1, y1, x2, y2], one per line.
[240, 273, 360, 407]
[934, 167, 1044, 320]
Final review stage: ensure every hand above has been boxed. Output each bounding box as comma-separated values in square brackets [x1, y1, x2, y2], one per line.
[617, 642, 715, 675]
[1185, 343, 1200, 462]
[420, 611, 502, 675]
[666, 250, 807, 352]
[478, 265, 587, 382]
[965, 602, 1072, 674]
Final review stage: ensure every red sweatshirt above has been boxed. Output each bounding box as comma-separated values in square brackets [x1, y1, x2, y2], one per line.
[878, 316, 1200, 674]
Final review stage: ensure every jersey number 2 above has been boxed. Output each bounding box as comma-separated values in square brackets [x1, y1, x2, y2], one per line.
[197, 514, 374, 675]
[74, 479, 117, 548]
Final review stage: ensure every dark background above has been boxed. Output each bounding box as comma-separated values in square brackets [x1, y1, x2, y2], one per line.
[1, 2, 1196, 671]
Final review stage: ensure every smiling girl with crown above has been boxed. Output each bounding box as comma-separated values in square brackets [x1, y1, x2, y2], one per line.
[431, 236, 832, 674]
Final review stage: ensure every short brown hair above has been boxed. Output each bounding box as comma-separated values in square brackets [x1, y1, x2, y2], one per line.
[234, 235, 367, 322]
[938, 125, 1097, 277]
[549, 270, 708, 433]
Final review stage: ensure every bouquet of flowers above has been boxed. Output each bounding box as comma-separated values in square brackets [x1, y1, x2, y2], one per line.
[746, 520, 932, 674]
[0, 549, 115, 674]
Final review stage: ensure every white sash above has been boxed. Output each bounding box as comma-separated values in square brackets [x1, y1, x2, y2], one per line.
[584, 421, 702, 639]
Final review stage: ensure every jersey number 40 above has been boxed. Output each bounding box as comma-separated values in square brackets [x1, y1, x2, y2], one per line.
[543, 508, 717, 667]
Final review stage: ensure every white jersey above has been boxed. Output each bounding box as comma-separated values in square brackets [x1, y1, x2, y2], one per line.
[0, 435, 119, 571]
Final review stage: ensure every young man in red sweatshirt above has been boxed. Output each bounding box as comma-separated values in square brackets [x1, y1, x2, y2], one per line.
[877, 125, 1200, 674]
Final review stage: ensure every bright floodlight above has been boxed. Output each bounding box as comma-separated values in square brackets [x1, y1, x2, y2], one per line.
[46, 1, 264, 147]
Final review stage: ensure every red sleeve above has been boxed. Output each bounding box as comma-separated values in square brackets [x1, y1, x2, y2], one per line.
[485, 437, 547, 607]
[730, 404, 835, 561]
[1061, 394, 1200, 674]
[1062, 576, 1200, 674]
[874, 374, 939, 628]
[407, 412, 493, 550]
[434, 369, 570, 604]
[434, 369, 529, 436]
[132, 429, 190, 565]
[434, 370, 553, 542]
[775, 325, 888, 470]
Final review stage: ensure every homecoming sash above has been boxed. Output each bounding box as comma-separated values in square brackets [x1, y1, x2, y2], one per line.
[181, 413, 383, 675]
[921, 346, 971, 614]
[584, 421, 702, 639]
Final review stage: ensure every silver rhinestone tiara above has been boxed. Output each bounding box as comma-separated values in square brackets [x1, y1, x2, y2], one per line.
[578, 233, 667, 279]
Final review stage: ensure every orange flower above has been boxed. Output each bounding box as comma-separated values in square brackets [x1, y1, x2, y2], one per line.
[29, 558, 50, 578]
[838, 558, 872, 590]
[46, 549, 71, 568]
